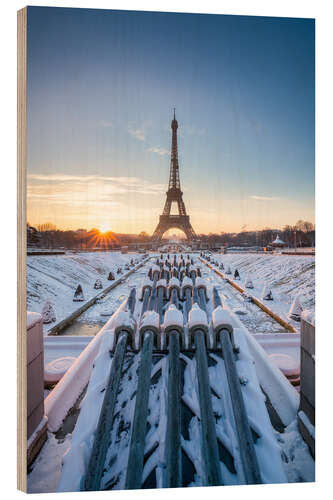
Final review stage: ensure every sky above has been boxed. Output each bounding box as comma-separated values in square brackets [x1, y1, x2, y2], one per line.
[27, 7, 315, 235]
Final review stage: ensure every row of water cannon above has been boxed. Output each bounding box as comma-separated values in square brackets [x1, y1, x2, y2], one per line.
[92, 260, 265, 490]
[148, 254, 202, 286]
[128, 259, 233, 350]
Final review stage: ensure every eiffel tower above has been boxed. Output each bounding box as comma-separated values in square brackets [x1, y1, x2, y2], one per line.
[152, 110, 196, 241]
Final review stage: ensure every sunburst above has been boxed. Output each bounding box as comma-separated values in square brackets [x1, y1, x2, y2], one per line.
[87, 228, 119, 248]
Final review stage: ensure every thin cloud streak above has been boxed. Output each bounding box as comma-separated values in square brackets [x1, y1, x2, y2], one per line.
[27, 174, 165, 199]
[250, 195, 280, 201]
[146, 147, 169, 156]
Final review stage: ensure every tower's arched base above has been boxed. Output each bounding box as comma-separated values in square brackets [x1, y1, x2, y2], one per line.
[152, 215, 196, 242]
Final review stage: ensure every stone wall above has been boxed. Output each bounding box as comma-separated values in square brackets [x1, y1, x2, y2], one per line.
[27, 312, 47, 465]
[298, 318, 315, 458]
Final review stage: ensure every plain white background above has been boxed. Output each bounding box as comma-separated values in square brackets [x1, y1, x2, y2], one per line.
[0, 1, 332, 498]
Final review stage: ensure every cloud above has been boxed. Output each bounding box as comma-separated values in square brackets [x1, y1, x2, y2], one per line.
[250, 195, 280, 201]
[27, 174, 165, 203]
[128, 127, 146, 141]
[128, 120, 152, 142]
[146, 147, 169, 156]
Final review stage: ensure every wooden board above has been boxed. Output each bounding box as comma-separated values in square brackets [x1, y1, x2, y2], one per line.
[17, 6, 27, 493]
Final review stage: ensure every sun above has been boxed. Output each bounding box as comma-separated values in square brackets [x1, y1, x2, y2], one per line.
[98, 224, 109, 234]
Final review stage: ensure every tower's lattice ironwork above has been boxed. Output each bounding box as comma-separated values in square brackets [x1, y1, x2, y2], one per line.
[152, 110, 196, 241]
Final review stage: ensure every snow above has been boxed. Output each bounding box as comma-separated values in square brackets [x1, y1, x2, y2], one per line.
[58, 348, 122, 490]
[28, 252, 315, 491]
[298, 410, 315, 440]
[302, 309, 315, 326]
[27, 311, 42, 329]
[27, 251, 144, 333]
[288, 294, 303, 321]
[139, 277, 153, 299]
[181, 276, 193, 289]
[211, 306, 234, 335]
[195, 276, 207, 290]
[168, 276, 180, 288]
[42, 300, 56, 324]
[227, 326, 288, 484]
[162, 304, 184, 348]
[28, 431, 72, 493]
[139, 310, 160, 348]
[112, 310, 135, 335]
[252, 333, 300, 366]
[163, 303, 184, 329]
[28, 415, 48, 450]
[44, 336, 93, 366]
[58, 301, 289, 491]
[261, 284, 273, 301]
[44, 357, 76, 384]
[151, 264, 161, 275]
[269, 353, 300, 377]
[272, 235, 286, 245]
[244, 275, 254, 289]
[44, 297, 128, 432]
[209, 253, 315, 327]
[188, 303, 208, 329]
[139, 310, 160, 331]
[275, 419, 315, 482]
[238, 324, 300, 426]
[156, 278, 167, 289]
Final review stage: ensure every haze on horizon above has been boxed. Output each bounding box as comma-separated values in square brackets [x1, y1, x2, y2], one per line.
[27, 7, 315, 235]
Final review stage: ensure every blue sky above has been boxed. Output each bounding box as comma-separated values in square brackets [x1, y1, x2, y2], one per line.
[27, 7, 315, 234]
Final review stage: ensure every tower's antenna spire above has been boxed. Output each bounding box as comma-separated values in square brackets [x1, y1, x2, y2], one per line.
[173, 107, 176, 119]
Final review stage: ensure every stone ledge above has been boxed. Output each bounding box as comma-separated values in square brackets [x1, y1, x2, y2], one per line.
[27, 415, 48, 468]
[298, 411, 315, 459]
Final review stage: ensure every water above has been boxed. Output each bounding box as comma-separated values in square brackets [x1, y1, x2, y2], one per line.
[61, 320, 106, 337]
[59, 267, 149, 337]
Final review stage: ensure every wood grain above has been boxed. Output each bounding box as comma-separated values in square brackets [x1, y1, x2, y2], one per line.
[17, 6, 27, 492]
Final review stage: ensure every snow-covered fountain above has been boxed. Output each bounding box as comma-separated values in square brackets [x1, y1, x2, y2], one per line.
[55, 256, 299, 491]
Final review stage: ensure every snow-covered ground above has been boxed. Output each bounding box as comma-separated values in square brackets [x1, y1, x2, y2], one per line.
[27, 252, 315, 492]
[210, 253, 315, 326]
[28, 432, 71, 493]
[28, 251, 315, 330]
[27, 251, 145, 332]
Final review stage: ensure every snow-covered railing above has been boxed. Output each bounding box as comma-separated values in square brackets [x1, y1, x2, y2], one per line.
[45, 295, 132, 432]
[83, 288, 137, 491]
[212, 288, 262, 484]
[229, 310, 300, 426]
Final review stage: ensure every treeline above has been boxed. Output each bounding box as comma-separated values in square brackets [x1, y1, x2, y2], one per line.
[196, 220, 315, 248]
[27, 220, 315, 249]
[27, 224, 153, 249]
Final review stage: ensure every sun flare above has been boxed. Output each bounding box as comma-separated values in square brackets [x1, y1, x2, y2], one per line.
[98, 224, 109, 234]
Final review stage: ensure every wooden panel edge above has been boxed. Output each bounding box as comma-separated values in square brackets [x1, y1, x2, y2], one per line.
[17, 6, 27, 493]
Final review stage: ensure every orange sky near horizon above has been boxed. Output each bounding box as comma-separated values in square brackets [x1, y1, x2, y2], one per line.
[27, 173, 315, 235]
